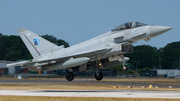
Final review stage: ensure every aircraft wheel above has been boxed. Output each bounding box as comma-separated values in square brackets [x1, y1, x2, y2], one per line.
[123, 65, 128, 71]
[66, 72, 74, 81]
[95, 71, 103, 81]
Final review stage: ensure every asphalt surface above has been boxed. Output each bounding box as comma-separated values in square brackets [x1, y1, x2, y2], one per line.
[0, 89, 180, 98]
[0, 78, 180, 88]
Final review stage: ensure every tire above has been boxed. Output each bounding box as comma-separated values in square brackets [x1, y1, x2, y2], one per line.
[95, 71, 103, 81]
[66, 72, 74, 81]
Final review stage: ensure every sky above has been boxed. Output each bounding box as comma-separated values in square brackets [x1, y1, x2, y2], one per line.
[0, 0, 179, 48]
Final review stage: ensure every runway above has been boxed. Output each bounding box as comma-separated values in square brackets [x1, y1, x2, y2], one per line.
[0, 89, 180, 99]
[0, 78, 180, 88]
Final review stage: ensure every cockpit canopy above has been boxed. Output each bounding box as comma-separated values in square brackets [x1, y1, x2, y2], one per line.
[112, 21, 148, 31]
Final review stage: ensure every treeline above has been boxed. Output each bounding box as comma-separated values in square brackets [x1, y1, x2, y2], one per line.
[126, 42, 180, 69]
[0, 33, 69, 61]
[0, 33, 179, 69]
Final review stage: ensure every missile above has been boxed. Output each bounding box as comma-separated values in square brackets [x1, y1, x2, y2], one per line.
[6, 61, 30, 67]
[42, 57, 90, 71]
[118, 57, 130, 63]
[7, 60, 56, 68]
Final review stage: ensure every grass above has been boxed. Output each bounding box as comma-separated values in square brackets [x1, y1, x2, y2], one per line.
[103, 77, 180, 85]
[0, 77, 179, 91]
[0, 82, 116, 90]
[0, 96, 180, 101]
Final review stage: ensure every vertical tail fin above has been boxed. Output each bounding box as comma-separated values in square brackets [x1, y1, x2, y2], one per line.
[17, 28, 58, 58]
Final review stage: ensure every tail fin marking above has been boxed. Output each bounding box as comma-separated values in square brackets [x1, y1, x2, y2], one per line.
[17, 28, 58, 58]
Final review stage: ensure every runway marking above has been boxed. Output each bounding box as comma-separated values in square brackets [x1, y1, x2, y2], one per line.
[0, 90, 180, 99]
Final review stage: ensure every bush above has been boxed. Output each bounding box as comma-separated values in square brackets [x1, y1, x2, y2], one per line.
[137, 69, 143, 73]
[119, 68, 123, 71]
[143, 67, 150, 70]
[128, 70, 134, 74]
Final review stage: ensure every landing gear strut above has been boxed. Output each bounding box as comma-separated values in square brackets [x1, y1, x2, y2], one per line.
[123, 65, 128, 71]
[121, 54, 128, 71]
[93, 59, 104, 81]
[95, 71, 103, 81]
[66, 72, 74, 81]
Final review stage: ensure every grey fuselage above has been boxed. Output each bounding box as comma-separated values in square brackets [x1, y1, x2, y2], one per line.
[37, 25, 167, 62]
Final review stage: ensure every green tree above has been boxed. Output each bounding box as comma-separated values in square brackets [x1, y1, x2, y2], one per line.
[0, 33, 2, 37]
[126, 45, 158, 69]
[126, 42, 180, 69]
[143, 67, 150, 70]
[0, 35, 9, 60]
[41, 34, 69, 48]
[3, 35, 32, 61]
[0, 34, 69, 61]
[161, 41, 180, 69]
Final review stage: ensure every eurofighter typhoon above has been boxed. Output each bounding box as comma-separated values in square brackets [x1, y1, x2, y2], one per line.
[7, 21, 172, 81]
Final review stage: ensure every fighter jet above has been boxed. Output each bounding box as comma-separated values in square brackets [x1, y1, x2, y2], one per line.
[7, 21, 172, 81]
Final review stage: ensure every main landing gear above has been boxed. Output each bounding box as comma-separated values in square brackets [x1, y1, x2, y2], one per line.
[94, 59, 104, 81]
[95, 71, 103, 81]
[66, 72, 74, 81]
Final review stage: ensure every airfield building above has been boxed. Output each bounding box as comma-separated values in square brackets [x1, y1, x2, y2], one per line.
[0, 60, 15, 75]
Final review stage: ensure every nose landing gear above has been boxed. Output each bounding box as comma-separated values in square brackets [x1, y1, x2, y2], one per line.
[123, 65, 128, 71]
[121, 54, 128, 71]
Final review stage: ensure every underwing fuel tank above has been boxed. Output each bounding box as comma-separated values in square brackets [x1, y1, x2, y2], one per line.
[42, 57, 90, 71]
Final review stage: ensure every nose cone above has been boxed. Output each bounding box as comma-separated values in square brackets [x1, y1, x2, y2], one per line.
[149, 26, 173, 37]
